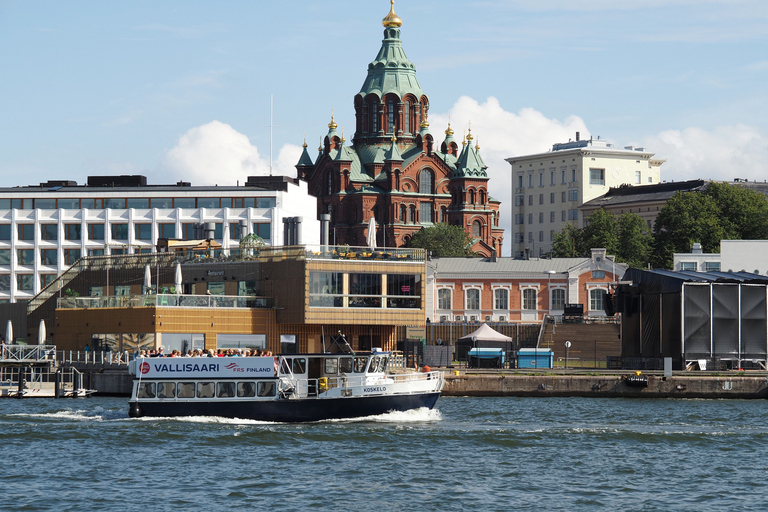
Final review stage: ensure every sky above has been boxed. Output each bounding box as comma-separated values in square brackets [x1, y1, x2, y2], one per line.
[1, 0, 767, 256]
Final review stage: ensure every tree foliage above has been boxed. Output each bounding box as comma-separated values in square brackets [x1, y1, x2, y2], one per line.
[407, 223, 475, 257]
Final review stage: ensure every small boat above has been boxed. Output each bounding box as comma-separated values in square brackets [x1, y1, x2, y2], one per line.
[127, 352, 444, 422]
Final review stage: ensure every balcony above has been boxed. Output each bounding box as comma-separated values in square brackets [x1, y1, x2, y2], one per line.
[56, 294, 273, 310]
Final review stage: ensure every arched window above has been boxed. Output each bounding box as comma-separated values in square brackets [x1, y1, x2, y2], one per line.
[468, 190, 475, 204]
[590, 289, 606, 311]
[479, 190, 486, 204]
[400, 204, 407, 223]
[326, 172, 333, 195]
[522, 289, 537, 310]
[494, 289, 509, 310]
[387, 99, 395, 133]
[409, 205, 415, 224]
[437, 288, 451, 310]
[465, 289, 480, 310]
[472, 220, 481, 238]
[370, 100, 378, 133]
[404, 101, 411, 133]
[551, 288, 566, 311]
[440, 206, 447, 222]
[419, 169, 433, 194]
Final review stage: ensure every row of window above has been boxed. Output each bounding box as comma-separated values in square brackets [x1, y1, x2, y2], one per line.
[360, 97, 426, 137]
[515, 210, 579, 225]
[518, 169, 579, 189]
[309, 272, 421, 309]
[515, 190, 579, 207]
[679, 262, 721, 272]
[0, 197, 276, 211]
[0, 222, 271, 242]
[137, 380, 277, 399]
[437, 287, 607, 311]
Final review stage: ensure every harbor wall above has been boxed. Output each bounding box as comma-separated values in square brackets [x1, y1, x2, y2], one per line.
[443, 373, 768, 399]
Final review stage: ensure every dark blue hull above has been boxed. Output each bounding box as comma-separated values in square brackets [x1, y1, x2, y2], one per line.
[129, 392, 441, 422]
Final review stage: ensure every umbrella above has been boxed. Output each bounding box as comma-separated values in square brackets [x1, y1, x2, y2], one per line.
[38, 320, 46, 345]
[174, 262, 182, 294]
[5, 320, 12, 344]
[144, 264, 152, 293]
[367, 216, 377, 250]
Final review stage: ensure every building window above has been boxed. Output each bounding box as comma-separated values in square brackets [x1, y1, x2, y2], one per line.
[420, 203, 433, 223]
[159, 223, 176, 239]
[592, 270, 606, 279]
[465, 289, 480, 310]
[539, 231, 544, 242]
[135, 224, 151, 240]
[440, 206, 447, 222]
[40, 249, 57, 266]
[34, 198, 55, 209]
[550, 192, 555, 204]
[680, 262, 697, 271]
[528, 232, 534, 243]
[57, 198, 79, 209]
[551, 288, 566, 311]
[528, 175, 533, 188]
[251, 223, 270, 240]
[528, 214, 533, 225]
[152, 198, 173, 208]
[589, 168, 605, 185]
[103, 198, 126, 209]
[539, 194, 544, 205]
[400, 205, 407, 223]
[704, 262, 721, 272]
[0, 250, 9, 265]
[561, 170, 566, 184]
[64, 249, 81, 265]
[539, 173, 544, 187]
[568, 190, 578, 201]
[111, 224, 129, 241]
[550, 171, 556, 185]
[419, 170, 433, 194]
[572, 169, 577, 183]
[88, 249, 104, 257]
[65, 224, 81, 241]
[408, 206, 415, 224]
[88, 224, 105, 241]
[115, 285, 131, 296]
[635, 171, 641, 184]
[0, 275, 10, 291]
[515, 214, 524, 225]
[550, 211, 555, 223]
[387, 99, 395, 133]
[522, 289, 537, 310]
[518, 175, 523, 189]
[17, 274, 34, 291]
[256, 197, 276, 209]
[127, 198, 150, 209]
[568, 210, 578, 221]
[515, 232, 524, 243]
[561, 191, 566, 203]
[18, 224, 34, 241]
[438, 288, 452, 310]
[539, 212, 544, 224]
[17, 249, 34, 266]
[196, 198, 218, 209]
[494, 289, 509, 310]
[41, 224, 57, 241]
[207, 282, 225, 296]
[40, 274, 56, 289]
[371, 101, 378, 133]
[590, 289, 606, 311]
[404, 101, 411, 133]
[561, 211, 566, 222]
[309, 272, 343, 307]
[472, 220, 481, 238]
[515, 195, 523, 206]
[0, 225, 9, 240]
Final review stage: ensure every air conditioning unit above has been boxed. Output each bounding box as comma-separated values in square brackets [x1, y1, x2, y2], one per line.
[470, 315, 478, 322]
[485, 315, 492, 322]
[439, 315, 448, 323]
[498, 315, 506, 322]
[455, 315, 464, 322]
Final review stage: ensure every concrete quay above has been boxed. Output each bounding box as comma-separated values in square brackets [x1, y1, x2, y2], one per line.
[443, 370, 768, 399]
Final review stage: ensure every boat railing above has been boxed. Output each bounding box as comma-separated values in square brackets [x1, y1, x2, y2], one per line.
[300, 370, 442, 397]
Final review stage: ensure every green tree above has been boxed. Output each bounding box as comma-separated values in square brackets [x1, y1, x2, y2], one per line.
[616, 213, 652, 269]
[705, 182, 768, 240]
[407, 223, 475, 257]
[551, 224, 582, 258]
[580, 208, 619, 256]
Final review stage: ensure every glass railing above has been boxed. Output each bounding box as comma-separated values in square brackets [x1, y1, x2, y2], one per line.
[303, 245, 425, 262]
[57, 294, 273, 310]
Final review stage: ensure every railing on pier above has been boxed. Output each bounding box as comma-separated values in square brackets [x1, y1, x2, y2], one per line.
[0, 344, 57, 362]
[59, 350, 133, 366]
[56, 294, 274, 310]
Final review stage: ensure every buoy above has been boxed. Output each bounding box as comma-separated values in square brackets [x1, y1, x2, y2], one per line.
[128, 403, 142, 418]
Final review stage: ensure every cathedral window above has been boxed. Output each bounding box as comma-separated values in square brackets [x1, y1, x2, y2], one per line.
[479, 190, 486, 204]
[468, 190, 475, 204]
[404, 101, 410, 133]
[440, 206, 447, 222]
[400, 205, 407, 223]
[326, 173, 333, 195]
[409, 205, 415, 224]
[371, 101, 378, 133]
[472, 220, 481, 238]
[420, 203, 433, 223]
[387, 100, 395, 133]
[419, 169, 433, 194]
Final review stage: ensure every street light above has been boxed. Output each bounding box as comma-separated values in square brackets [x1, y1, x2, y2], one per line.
[545, 270, 556, 316]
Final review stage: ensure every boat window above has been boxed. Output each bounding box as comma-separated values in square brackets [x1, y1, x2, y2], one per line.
[369, 357, 384, 373]
[257, 381, 276, 397]
[324, 358, 339, 375]
[280, 358, 292, 375]
[292, 358, 306, 374]
[217, 382, 236, 398]
[197, 382, 215, 398]
[177, 382, 195, 398]
[237, 382, 256, 397]
[157, 382, 175, 399]
[354, 357, 368, 373]
[340, 357, 354, 373]
[137, 382, 155, 398]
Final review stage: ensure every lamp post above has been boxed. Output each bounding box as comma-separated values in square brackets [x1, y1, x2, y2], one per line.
[545, 270, 556, 316]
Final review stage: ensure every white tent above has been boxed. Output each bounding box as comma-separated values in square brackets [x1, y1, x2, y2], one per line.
[457, 323, 513, 343]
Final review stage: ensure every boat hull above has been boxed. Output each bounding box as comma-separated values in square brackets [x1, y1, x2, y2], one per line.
[129, 392, 441, 422]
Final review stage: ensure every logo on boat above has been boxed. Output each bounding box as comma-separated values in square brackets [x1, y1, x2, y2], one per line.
[225, 363, 240, 370]
[140, 362, 150, 374]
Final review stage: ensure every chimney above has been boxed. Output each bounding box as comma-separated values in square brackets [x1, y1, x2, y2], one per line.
[692, 242, 702, 254]
[490, 249, 497, 263]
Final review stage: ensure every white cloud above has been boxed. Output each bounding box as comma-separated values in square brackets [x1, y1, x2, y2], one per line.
[430, 96, 589, 256]
[163, 121, 301, 185]
[642, 124, 768, 182]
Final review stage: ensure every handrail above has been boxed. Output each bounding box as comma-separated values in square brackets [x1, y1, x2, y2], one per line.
[0, 345, 57, 362]
[56, 294, 274, 310]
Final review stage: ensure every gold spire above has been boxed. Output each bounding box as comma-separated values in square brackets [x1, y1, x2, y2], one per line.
[328, 110, 337, 130]
[303, 133, 307, 148]
[462, 131, 467, 146]
[475, 137, 480, 151]
[341, 127, 346, 143]
[382, 0, 402, 28]
[466, 125, 474, 142]
[420, 111, 429, 128]
[391, 134, 397, 142]
[445, 117, 454, 136]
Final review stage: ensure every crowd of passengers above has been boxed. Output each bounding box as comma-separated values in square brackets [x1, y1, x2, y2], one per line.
[138, 348, 274, 358]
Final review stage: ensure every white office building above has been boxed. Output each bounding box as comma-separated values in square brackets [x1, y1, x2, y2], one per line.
[506, 133, 665, 258]
[0, 175, 319, 303]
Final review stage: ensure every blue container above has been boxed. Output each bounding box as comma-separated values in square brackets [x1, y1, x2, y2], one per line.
[517, 348, 554, 369]
[467, 348, 505, 368]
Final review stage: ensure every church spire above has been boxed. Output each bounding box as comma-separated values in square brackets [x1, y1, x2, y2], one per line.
[382, 0, 402, 28]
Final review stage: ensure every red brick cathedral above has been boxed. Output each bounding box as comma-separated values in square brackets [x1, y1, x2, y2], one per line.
[296, 1, 503, 257]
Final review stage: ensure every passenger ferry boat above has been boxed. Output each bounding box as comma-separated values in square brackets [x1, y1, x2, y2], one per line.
[128, 352, 444, 422]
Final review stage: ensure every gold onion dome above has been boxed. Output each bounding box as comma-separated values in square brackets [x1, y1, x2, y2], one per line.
[445, 121, 454, 136]
[328, 114, 337, 130]
[466, 126, 474, 142]
[382, 0, 403, 28]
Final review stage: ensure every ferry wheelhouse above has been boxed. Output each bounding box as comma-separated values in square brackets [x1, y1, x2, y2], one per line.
[128, 352, 443, 422]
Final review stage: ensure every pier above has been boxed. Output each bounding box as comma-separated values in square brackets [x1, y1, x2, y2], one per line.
[0, 345, 95, 398]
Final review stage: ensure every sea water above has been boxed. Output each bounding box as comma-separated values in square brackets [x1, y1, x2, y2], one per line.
[1, 396, 765, 511]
